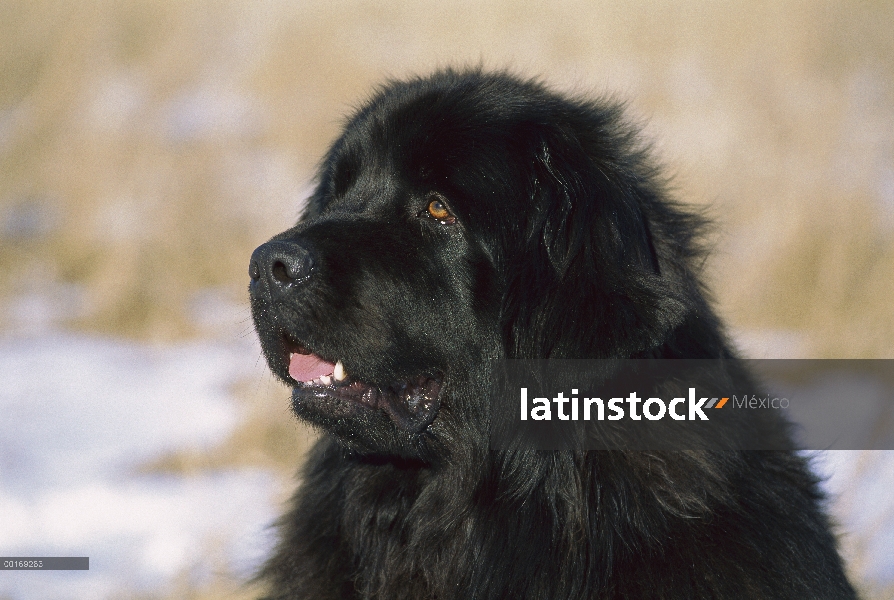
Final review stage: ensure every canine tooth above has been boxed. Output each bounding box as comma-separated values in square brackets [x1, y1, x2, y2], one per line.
[333, 361, 346, 382]
[320, 375, 332, 385]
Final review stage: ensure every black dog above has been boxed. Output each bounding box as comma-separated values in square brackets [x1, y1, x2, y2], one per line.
[248, 70, 856, 599]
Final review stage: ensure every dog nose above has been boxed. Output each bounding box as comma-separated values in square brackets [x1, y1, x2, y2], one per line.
[249, 241, 315, 289]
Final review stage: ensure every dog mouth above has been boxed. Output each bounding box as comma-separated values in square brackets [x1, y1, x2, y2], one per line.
[284, 339, 443, 433]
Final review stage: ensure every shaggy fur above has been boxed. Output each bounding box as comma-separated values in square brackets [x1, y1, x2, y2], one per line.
[248, 69, 856, 599]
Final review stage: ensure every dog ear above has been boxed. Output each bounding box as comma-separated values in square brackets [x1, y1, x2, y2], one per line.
[501, 122, 693, 359]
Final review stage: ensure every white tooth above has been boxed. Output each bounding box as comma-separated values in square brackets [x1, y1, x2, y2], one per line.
[320, 375, 331, 385]
[334, 361, 346, 382]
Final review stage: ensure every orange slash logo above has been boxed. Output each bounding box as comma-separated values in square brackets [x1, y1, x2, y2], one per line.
[706, 397, 728, 409]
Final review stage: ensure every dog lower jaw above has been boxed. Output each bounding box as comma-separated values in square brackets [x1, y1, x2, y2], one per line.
[292, 373, 443, 433]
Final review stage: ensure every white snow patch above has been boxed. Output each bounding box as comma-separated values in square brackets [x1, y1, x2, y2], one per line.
[811, 450, 894, 585]
[0, 332, 280, 599]
[0, 329, 891, 598]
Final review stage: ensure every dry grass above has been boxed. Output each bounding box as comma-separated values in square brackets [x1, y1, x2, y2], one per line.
[2, 0, 893, 597]
[2, 0, 892, 353]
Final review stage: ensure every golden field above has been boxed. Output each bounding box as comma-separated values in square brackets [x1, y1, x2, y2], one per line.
[2, 0, 893, 355]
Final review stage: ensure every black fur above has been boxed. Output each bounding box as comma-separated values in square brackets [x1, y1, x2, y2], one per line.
[248, 69, 856, 599]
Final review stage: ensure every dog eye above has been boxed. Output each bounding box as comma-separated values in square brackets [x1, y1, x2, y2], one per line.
[428, 200, 450, 219]
[424, 195, 456, 224]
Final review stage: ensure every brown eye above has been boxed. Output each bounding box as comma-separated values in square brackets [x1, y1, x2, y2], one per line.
[425, 195, 455, 223]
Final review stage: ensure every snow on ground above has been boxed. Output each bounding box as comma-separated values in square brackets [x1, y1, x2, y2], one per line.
[735, 329, 894, 589]
[812, 450, 894, 587]
[0, 327, 892, 598]
[0, 332, 280, 599]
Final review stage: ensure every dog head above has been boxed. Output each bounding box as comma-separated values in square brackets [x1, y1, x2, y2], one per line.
[249, 69, 708, 459]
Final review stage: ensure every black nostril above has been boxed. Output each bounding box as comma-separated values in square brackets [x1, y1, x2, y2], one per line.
[271, 261, 289, 282]
[271, 254, 313, 283]
[249, 241, 315, 288]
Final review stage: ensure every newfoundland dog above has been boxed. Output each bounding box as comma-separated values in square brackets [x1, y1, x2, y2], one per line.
[248, 69, 856, 599]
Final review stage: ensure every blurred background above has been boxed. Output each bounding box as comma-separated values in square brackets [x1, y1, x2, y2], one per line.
[0, 0, 892, 598]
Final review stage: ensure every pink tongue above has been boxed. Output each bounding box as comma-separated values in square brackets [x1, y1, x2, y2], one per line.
[289, 353, 336, 382]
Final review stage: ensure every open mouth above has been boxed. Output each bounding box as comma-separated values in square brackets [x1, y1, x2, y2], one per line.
[285, 338, 443, 432]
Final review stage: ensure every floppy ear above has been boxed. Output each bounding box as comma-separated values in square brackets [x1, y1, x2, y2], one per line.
[501, 125, 693, 359]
